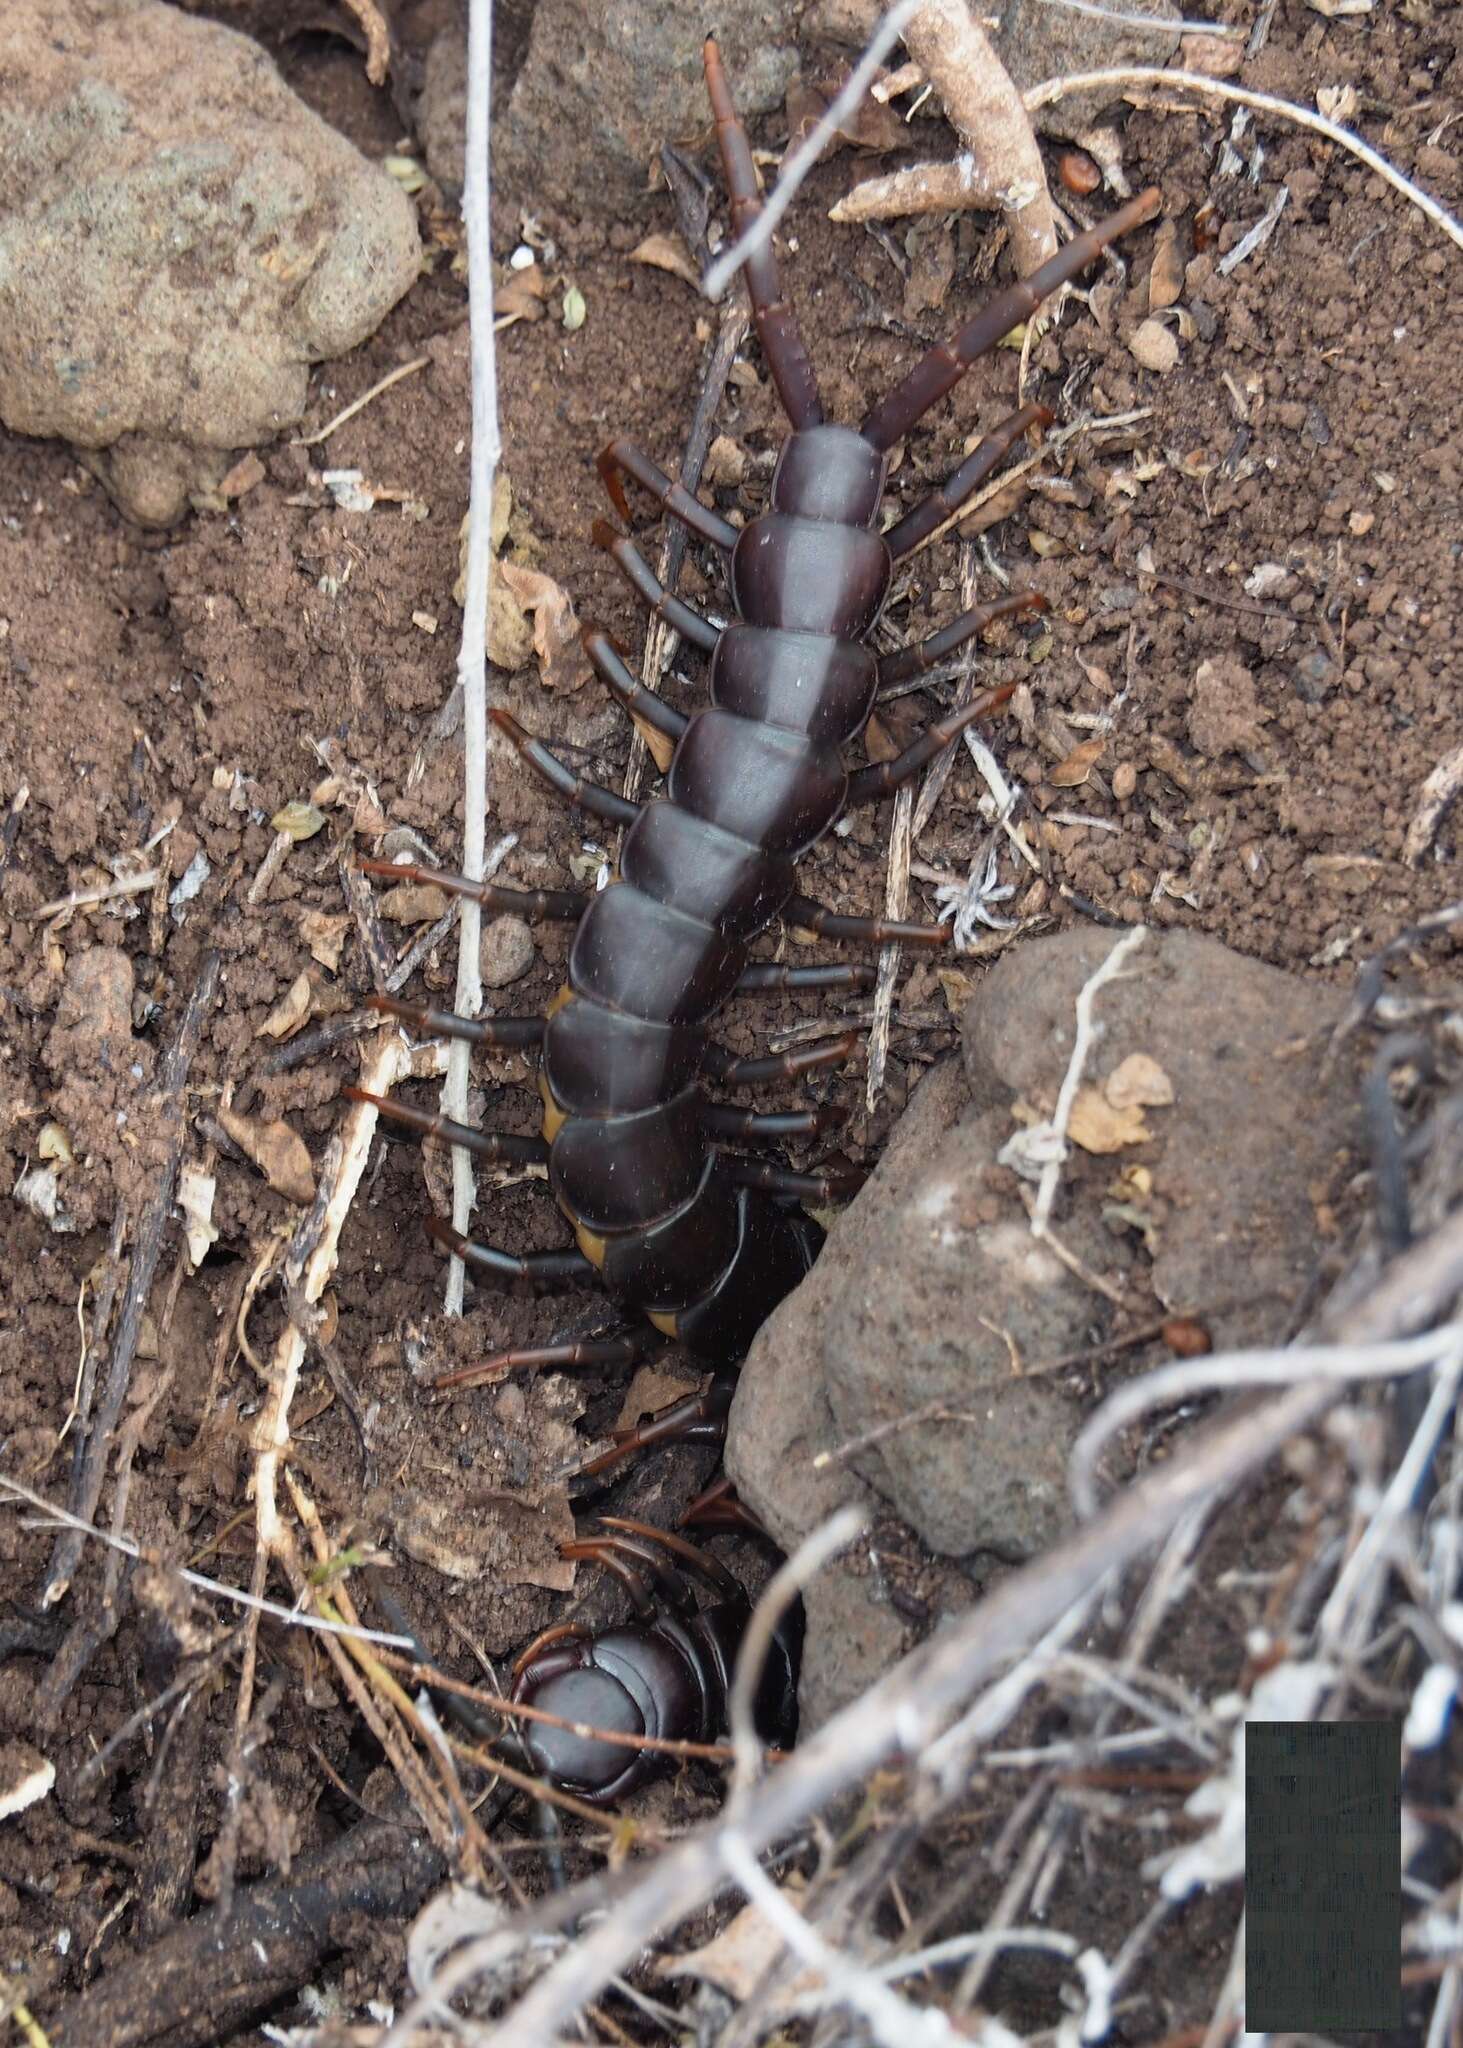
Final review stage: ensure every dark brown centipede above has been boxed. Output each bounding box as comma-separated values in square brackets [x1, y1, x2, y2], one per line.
[349, 40, 1159, 1392]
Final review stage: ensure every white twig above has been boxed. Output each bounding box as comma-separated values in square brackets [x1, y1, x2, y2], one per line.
[1007, 926, 1147, 1237]
[443, 0, 502, 1315]
[720, 1834, 964, 2048]
[1070, 1322, 1460, 1517]
[1035, 0, 1240, 34]
[1025, 67, 1463, 254]
[726, 1505, 867, 1808]
[0, 1474, 413, 1647]
[294, 353, 433, 447]
[702, 0, 926, 300]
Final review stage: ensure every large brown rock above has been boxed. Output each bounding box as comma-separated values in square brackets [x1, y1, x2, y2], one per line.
[0, 0, 421, 523]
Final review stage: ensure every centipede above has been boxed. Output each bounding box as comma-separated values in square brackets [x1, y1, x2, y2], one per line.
[346, 44, 1159, 1790]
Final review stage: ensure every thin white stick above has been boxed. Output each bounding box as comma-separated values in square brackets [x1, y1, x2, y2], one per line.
[443, 0, 502, 1316]
[1024, 926, 1147, 1236]
[0, 1474, 414, 1647]
[1025, 66, 1463, 254]
[702, 0, 926, 300]
[1070, 1322, 1459, 1517]
[1035, 0, 1241, 35]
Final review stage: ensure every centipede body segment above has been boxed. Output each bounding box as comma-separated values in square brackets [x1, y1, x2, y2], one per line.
[354, 41, 1160, 1393]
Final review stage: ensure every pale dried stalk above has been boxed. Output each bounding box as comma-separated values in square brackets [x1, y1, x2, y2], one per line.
[898, 0, 1057, 273]
[443, 0, 503, 1315]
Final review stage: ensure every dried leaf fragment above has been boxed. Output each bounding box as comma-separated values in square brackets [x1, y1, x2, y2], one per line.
[658, 1883, 821, 2001]
[271, 800, 327, 842]
[256, 970, 314, 1041]
[178, 1166, 219, 1271]
[630, 711, 676, 773]
[1148, 220, 1184, 311]
[1068, 1087, 1151, 1154]
[300, 909, 350, 974]
[497, 561, 590, 692]
[1050, 737, 1105, 787]
[630, 233, 701, 291]
[218, 1108, 315, 1205]
[1104, 1052, 1174, 1109]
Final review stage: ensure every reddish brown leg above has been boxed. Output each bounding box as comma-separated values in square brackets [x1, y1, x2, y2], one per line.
[583, 629, 688, 747]
[596, 1514, 744, 1601]
[591, 522, 720, 653]
[597, 438, 737, 550]
[845, 684, 1019, 807]
[736, 963, 877, 994]
[427, 1217, 593, 1288]
[357, 857, 584, 922]
[877, 593, 1046, 693]
[680, 1476, 768, 1538]
[703, 36, 823, 431]
[367, 994, 545, 1050]
[429, 1328, 652, 1395]
[861, 189, 1162, 452]
[883, 405, 1052, 561]
[344, 1086, 548, 1165]
[785, 894, 950, 948]
[491, 708, 641, 828]
[570, 1381, 735, 1483]
[702, 1031, 861, 1088]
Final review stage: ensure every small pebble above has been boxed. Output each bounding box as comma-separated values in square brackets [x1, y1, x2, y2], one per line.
[1058, 149, 1100, 195]
[1112, 762, 1138, 800]
[481, 914, 535, 987]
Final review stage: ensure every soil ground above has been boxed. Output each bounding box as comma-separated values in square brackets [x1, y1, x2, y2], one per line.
[0, 1, 1456, 2041]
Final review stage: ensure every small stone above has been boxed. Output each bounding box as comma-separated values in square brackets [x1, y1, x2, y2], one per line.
[1112, 761, 1138, 800]
[481, 914, 535, 987]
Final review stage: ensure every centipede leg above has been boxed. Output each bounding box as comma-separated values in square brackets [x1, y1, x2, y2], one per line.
[723, 1157, 864, 1202]
[357, 858, 585, 923]
[785, 894, 950, 948]
[427, 1218, 594, 1288]
[591, 522, 720, 654]
[583, 630, 688, 747]
[367, 994, 546, 1050]
[876, 592, 1047, 693]
[735, 963, 877, 994]
[344, 1087, 549, 1166]
[702, 1102, 847, 1140]
[703, 36, 823, 431]
[596, 438, 738, 550]
[883, 405, 1053, 561]
[702, 1031, 861, 1087]
[490, 708, 641, 828]
[429, 1327, 653, 1394]
[845, 683, 1019, 806]
[861, 188, 1162, 451]
[680, 1475, 766, 1537]
[568, 1380, 735, 1484]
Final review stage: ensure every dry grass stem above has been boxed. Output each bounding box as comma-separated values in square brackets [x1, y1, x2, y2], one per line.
[295, 353, 432, 447]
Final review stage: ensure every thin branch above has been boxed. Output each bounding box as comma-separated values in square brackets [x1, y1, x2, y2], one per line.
[2, 1476, 413, 1647]
[1025, 67, 1463, 254]
[1035, 0, 1240, 35]
[702, 0, 926, 300]
[294, 354, 432, 447]
[443, 0, 502, 1316]
[1069, 1322, 1460, 1518]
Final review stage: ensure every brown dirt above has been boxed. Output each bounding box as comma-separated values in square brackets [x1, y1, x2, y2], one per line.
[0, 2, 1456, 2041]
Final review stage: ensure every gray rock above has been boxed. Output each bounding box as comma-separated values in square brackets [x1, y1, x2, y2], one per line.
[0, 0, 420, 524]
[480, 914, 536, 988]
[423, 0, 801, 212]
[964, 929, 1358, 1348]
[730, 927, 1360, 1725]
